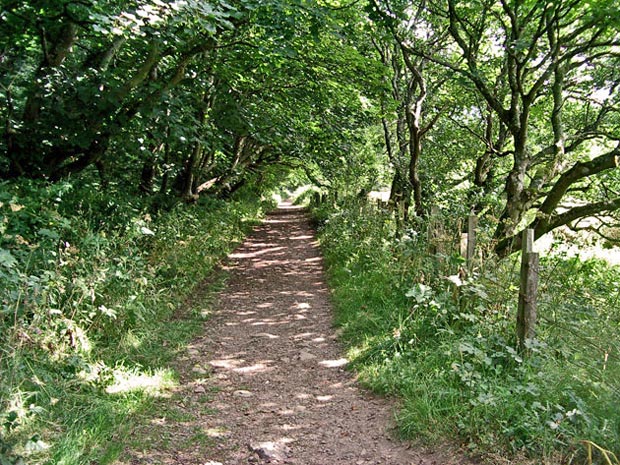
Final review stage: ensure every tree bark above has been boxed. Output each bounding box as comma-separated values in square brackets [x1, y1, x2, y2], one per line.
[23, 21, 78, 123]
[159, 127, 172, 194]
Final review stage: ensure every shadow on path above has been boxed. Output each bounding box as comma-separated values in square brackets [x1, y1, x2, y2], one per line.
[117, 203, 474, 465]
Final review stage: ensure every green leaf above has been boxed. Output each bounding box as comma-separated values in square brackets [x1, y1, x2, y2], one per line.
[37, 228, 60, 240]
[0, 250, 17, 269]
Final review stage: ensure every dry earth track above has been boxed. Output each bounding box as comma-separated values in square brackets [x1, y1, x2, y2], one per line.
[118, 203, 475, 465]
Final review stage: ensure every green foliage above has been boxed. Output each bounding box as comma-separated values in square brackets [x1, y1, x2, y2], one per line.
[0, 179, 266, 464]
[317, 200, 620, 462]
[0, 0, 379, 202]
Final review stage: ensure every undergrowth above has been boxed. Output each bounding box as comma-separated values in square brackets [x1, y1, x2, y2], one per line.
[0, 178, 269, 464]
[315, 200, 620, 464]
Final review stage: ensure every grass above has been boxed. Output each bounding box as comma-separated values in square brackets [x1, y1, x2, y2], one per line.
[314, 200, 620, 464]
[0, 179, 270, 464]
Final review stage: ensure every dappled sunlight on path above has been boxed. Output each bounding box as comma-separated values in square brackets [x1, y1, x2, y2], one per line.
[117, 202, 472, 465]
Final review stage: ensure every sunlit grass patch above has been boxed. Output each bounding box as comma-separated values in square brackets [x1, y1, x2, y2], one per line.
[316, 201, 620, 463]
[105, 367, 176, 396]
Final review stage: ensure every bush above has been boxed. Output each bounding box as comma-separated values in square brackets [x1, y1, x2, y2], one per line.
[0, 179, 267, 464]
[316, 199, 620, 463]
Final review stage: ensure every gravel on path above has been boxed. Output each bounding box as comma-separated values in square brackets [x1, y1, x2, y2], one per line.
[119, 203, 474, 465]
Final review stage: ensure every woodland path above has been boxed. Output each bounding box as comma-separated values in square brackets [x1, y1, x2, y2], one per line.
[120, 203, 470, 465]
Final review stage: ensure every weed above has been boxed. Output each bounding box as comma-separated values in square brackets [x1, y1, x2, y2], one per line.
[0, 179, 268, 464]
[315, 200, 620, 463]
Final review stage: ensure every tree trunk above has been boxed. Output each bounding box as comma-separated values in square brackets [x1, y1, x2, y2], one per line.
[95, 160, 108, 189]
[192, 150, 214, 194]
[24, 22, 79, 123]
[139, 157, 157, 194]
[493, 118, 531, 248]
[180, 144, 202, 199]
[408, 127, 423, 217]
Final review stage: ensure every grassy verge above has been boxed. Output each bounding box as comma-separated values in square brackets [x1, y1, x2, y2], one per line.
[314, 201, 620, 464]
[0, 179, 269, 464]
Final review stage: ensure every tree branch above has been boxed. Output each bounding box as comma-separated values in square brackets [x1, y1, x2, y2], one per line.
[536, 144, 620, 219]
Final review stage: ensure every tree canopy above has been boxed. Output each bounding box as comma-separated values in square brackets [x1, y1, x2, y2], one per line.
[1, 0, 619, 248]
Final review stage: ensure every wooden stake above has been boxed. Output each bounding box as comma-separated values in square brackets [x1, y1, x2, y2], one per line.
[522, 228, 534, 254]
[460, 233, 468, 258]
[467, 215, 478, 268]
[517, 229, 538, 353]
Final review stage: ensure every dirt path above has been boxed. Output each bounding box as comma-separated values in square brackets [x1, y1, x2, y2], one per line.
[120, 203, 471, 465]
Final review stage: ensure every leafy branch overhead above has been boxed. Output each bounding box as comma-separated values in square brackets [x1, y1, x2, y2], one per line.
[1, 0, 620, 245]
[0, 0, 371, 196]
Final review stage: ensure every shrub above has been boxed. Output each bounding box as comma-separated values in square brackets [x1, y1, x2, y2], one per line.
[0, 179, 267, 464]
[316, 199, 620, 463]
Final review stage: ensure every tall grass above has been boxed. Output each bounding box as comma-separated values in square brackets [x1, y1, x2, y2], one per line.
[315, 200, 620, 463]
[0, 179, 269, 464]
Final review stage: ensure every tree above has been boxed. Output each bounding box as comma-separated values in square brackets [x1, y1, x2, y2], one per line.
[446, 0, 620, 255]
[408, 0, 620, 255]
[369, 0, 452, 220]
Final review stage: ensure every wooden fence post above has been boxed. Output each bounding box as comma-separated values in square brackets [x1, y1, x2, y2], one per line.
[458, 215, 477, 269]
[467, 215, 478, 269]
[517, 229, 539, 353]
[460, 232, 468, 258]
[428, 206, 440, 254]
